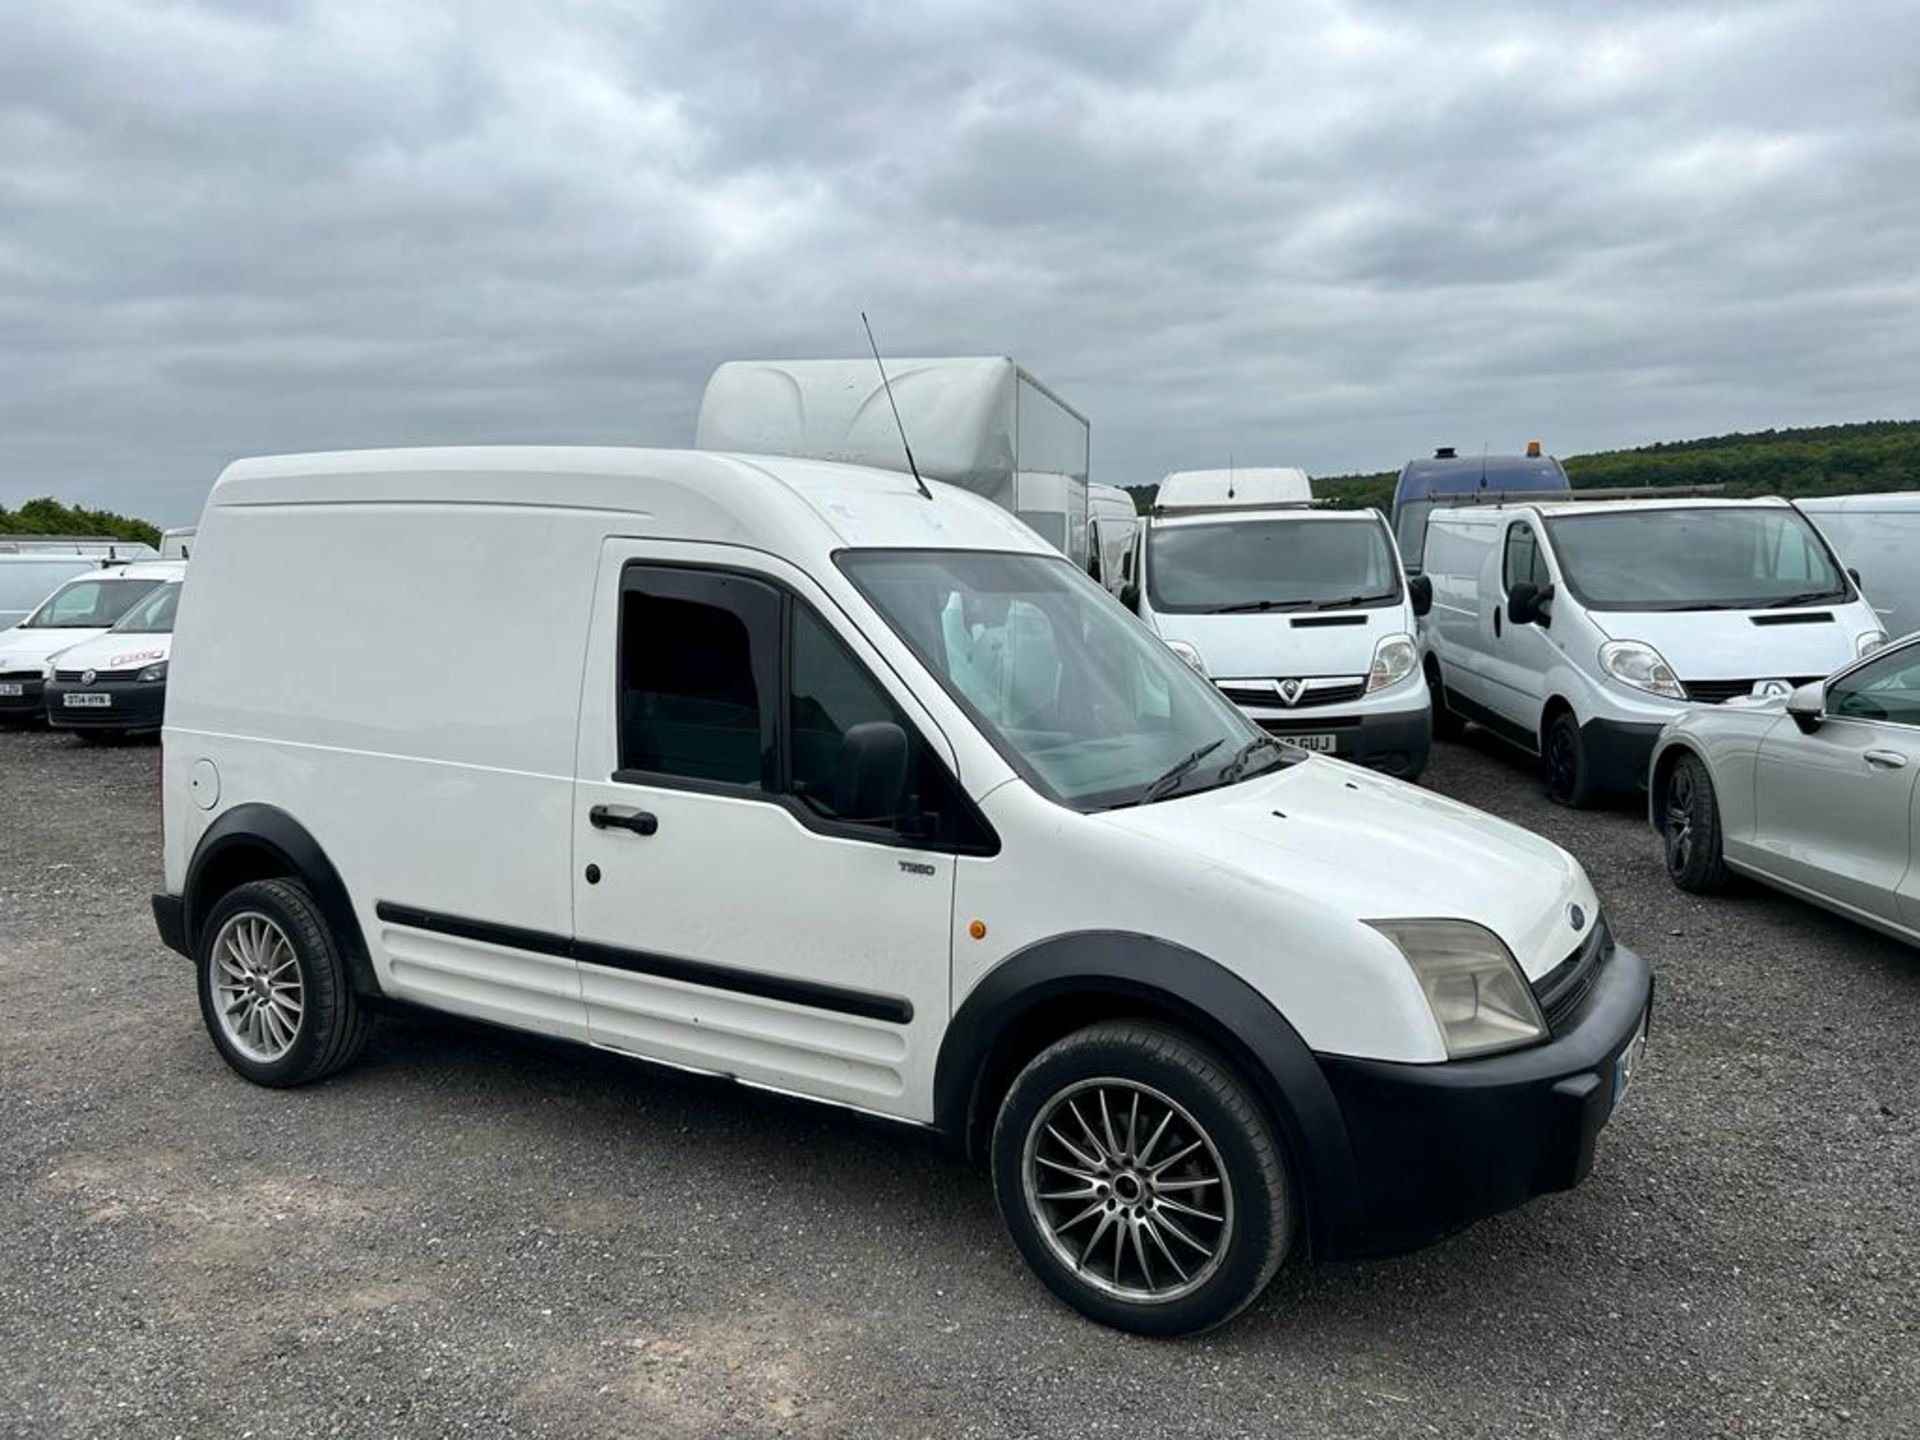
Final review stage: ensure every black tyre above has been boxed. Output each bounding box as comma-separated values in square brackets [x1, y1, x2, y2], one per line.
[1427, 661, 1464, 741]
[1661, 751, 1731, 893]
[990, 1021, 1294, 1336]
[196, 877, 372, 1087]
[1542, 708, 1596, 808]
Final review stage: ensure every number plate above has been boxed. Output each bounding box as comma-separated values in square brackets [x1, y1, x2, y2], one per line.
[0, 682, 22, 697]
[64, 692, 112, 708]
[1612, 1011, 1648, 1112]
[1287, 733, 1338, 753]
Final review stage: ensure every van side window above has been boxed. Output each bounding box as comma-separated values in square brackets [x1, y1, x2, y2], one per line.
[789, 604, 908, 816]
[1502, 523, 1549, 591]
[619, 568, 780, 788]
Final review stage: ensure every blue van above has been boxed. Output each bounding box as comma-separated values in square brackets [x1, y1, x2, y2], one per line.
[1391, 446, 1570, 571]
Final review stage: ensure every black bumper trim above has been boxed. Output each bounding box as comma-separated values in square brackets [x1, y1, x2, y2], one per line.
[0, 678, 46, 717]
[152, 892, 188, 957]
[1315, 941, 1653, 1255]
[43, 680, 165, 730]
[1252, 704, 1433, 780]
[1579, 718, 1664, 795]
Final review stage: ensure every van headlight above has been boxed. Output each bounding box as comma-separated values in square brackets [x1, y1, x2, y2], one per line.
[1857, 629, 1888, 657]
[1598, 640, 1684, 700]
[1365, 632, 1418, 692]
[137, 661, 168, 684]
[1164, 639, 1208, 676]
[1366, 918, 1546, 1058]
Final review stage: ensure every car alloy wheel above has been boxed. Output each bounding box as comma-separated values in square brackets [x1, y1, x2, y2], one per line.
[1020, 1077, 1234, 1304]
[1664, 765, 1698, 875]
[208, 911, 305, 1063]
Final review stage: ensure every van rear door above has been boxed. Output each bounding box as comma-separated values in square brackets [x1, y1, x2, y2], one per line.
[569, 539, 957, 1121]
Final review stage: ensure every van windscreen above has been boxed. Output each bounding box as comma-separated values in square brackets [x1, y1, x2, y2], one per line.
[1543, 507, 1850, 611]
[1147, 516, 1401, 614]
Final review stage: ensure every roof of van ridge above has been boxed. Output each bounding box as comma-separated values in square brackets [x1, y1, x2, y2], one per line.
[1431, 495, 1794, 523]
[1157, 468, 1311, 509]
[1397, 454, 1567, 496]
[208, 445, 1053, 558]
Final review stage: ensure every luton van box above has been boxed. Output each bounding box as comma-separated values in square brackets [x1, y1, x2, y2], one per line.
[1421, 497, 1884, 805]
[696, 356, 1092, 569]
[154, 445, 1650, 1335]
[1798, 493, 1920, 642]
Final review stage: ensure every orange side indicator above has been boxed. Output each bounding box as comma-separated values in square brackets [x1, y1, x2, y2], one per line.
[968, 919, 988, 941]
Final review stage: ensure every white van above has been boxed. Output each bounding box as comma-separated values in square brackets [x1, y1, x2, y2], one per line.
[1086, 482, 1139, 594]
[42, 579, 181, 738]
[1421, 497, 1884, 806]
[1798, 493, 1920, 642]
[1131, 472, 1433, 779]
[0, 560, 184, 723]
[155, 446, 1650, 1335]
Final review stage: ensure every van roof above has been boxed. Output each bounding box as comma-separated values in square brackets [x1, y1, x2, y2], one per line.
[1796, 492, 1920, 513]
[1157, 468, 1311, 509]
[207, 446, 1053, 560]
[1429, 495, 1796, 525]
[1396, 454, 1568, 498]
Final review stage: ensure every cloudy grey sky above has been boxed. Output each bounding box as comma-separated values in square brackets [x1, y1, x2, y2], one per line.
[3, 0, 1917, 524]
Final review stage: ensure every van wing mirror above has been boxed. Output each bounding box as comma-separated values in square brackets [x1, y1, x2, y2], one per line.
[1407, 573, 1433, 618]
[835, 721, 911, 823]
[1119, 580, 1141, 612]
[1507, 581, 1552, 626]
[1786, 680, 1826, 733]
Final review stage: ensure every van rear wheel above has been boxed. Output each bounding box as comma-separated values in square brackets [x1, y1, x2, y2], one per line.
[990, 1021, 1294, 1335]
[196, 877, 372, 1087]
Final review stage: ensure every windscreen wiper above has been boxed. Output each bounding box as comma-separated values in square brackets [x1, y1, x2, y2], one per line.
[1210, 598, 1312, 614]
[1309, 593, 1389, 611]
[1216, 734, 1289, 784]
[1764, 590, 1844, 609]
[1138, 739, 1225, 804]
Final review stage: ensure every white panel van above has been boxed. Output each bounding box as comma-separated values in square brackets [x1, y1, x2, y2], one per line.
[1086, 482, 1140, 594]
[154, 447, 1650, 1334]
[1798, 493, 1920, 642]
[1130, 480, 1433, 779]
[1421, 497, 1884, 806]
[0, 560, 184, 722]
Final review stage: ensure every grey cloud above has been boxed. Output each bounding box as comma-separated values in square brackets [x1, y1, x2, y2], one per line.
[1, 0, 1917, 525]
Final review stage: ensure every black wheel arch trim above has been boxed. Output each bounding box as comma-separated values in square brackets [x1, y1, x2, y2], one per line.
[933, 930, 1364, 1257]
[176, 803, 382, 997]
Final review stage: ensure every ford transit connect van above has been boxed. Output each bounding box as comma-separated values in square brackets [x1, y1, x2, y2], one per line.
[1132, 472, 1433, 779]
[1421, 497, 1884, 806]
[154, 447, 1651, 1335]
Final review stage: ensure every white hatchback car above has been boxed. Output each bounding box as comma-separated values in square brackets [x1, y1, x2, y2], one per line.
[1650, 634, 1920, 941]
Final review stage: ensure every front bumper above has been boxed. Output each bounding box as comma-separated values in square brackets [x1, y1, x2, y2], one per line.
[1580, 717, 1664, 796]
[43, 679, 166, 731]
[1313, 940, 1653, 1256]
[0, 677, 45, 719]
[1243, 697, 1433, 780]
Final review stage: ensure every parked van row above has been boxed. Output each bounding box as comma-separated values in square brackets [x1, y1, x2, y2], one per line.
[0, 559, 185, 735]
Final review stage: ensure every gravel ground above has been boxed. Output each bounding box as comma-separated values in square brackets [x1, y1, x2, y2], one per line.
[1, 723, 1916, 1439]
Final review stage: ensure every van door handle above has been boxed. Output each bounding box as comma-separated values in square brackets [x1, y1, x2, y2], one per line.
[1492, 608, 1503, 638]
[590, 804, 659, 836]
[1864, 750, 1908, 770]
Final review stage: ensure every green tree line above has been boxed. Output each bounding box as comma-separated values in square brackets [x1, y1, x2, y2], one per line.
[0, 496, 163, 546]
[1128, 419, 1920, 514]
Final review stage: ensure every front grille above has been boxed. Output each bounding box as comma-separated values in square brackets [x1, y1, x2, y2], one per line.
[1217, 678, 1367, 709]
[53, 669, 143, 684]
[1533, 920, 1611, 1034]
[1682, 676, 1819, 705]
[0, 670, 39, 681]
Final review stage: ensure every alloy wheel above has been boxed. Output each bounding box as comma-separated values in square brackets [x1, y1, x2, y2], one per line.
[1665, 766, 1696, 874]
[209, 912, 304, 1063]
[1021, 1078, 1234, 1304]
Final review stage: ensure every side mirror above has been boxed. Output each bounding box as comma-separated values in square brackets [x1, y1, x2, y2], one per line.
[1507, 581, 1553, 626]
[1407, 573, 1434, 618]
[1847, 566, 1863, 589]
[1786, 680, 1826, 734]
[1119, 580, 1141, 613]
[835, 721, 911, 823]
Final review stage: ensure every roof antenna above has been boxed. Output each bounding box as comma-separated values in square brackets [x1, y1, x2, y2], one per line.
[860, 311, 932, 500]
[1479, 441, 1489, 490]
[1228, 454, 1236, 500]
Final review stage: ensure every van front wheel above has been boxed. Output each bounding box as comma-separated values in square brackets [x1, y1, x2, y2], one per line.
[196, 878, 372, 1087]
[1543, 710, 1595, 808]
[990, 1021, 1294, 1335]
